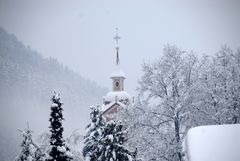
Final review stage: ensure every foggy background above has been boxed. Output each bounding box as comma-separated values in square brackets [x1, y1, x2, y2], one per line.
[0, 0, 240, 160]
[0, 0, 240, 95]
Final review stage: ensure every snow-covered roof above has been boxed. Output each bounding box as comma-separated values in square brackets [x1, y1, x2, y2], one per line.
[110, 65, 125, 78]
[104, 91, 131, 102]
[183, 124, 240, 161]
[101, 101, 126, 112]
[102, 91, 131, 112]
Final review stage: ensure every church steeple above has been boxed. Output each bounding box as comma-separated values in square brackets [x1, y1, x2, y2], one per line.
[111, 28, 125, 91]
[102, 28, 131, 118]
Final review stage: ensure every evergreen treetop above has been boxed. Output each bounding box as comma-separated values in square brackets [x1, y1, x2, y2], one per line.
[48, 92, 72, 161]
[83, 105, 105, 161]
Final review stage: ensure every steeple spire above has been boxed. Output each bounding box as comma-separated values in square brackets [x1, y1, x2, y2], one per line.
[113, 28, 120, 65]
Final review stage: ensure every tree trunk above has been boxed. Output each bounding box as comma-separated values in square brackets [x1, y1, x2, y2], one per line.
[174, 115, 182, 161]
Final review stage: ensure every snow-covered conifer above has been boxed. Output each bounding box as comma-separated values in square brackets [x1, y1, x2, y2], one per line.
[82, 105, 105, 161]
[47, 92, 73, 161]
[16, 126, 45, 161]
[99, 121, 133, 161]
[34, 148, 45, 161]
[16, 127, 35, 161]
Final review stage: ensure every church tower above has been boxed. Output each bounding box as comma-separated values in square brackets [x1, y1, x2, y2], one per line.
[111, 29, 125, 92]
[102, 28, 131, 121]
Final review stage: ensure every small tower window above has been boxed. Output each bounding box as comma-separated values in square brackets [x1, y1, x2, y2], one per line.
[115, 81, 119, 87]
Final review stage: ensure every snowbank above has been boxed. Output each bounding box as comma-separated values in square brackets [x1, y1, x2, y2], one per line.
[183, 124, 240, 161]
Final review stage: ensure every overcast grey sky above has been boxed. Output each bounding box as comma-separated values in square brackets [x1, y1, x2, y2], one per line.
[0, 0, 240, 95]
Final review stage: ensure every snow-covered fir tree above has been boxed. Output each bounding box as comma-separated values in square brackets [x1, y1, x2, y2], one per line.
[99, 121, 133, 161]
[16, 127, 35, 161]
[47, 92, 73, 161]
[16, 126, 45, 161]
[82, 105, 105, 161]
[34, 148, 45, 161]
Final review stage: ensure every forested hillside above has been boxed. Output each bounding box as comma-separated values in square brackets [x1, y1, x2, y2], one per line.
[0, 27, 106, 161]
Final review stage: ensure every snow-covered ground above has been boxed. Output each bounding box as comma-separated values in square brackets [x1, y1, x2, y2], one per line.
[183, 124, 240, 161]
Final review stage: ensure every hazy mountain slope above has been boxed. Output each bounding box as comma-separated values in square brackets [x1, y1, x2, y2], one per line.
[0, 27, 106, 161]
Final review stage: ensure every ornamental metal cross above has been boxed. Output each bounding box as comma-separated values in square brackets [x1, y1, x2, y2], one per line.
[113, 27, 120, 45]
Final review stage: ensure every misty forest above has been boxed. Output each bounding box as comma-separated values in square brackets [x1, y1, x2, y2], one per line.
[1, 1, 240, 161]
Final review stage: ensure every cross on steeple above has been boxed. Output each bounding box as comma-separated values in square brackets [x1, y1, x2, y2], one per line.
[113, 28, 120, 65]
[113, 28, 120, 45]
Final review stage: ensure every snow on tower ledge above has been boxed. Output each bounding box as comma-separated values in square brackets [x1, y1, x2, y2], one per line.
[110, 65, 125, 78]
[104, 91, 131, 102]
